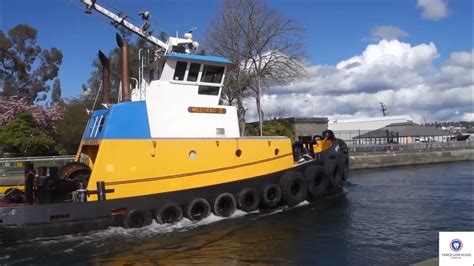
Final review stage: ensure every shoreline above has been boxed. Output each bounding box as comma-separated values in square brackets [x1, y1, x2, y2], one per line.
[350, 148, 473, 170]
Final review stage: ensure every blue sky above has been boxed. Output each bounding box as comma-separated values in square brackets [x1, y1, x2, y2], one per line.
[1, 0, 473, 121]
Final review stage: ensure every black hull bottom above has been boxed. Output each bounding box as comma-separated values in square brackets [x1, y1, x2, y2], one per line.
[0, 159, 344, 244]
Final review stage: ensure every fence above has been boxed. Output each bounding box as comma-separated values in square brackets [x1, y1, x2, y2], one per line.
[0, 155, 75, 177]
[348, 141, 472, 154]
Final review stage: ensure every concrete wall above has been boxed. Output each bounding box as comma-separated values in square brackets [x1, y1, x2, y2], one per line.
[294, 122, 328, 138]
[350, 149, 474, 170]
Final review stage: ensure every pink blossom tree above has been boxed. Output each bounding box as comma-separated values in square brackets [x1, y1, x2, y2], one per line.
[0, 96, 64, 133]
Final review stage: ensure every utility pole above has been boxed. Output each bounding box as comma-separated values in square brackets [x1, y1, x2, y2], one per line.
[380, 102, 388, 117]
[304, 100, 314, 116]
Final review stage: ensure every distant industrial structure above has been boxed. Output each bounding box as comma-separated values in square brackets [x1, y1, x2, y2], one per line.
[251, 115, 468, 145]
[354, 121, 450, 144]
[328, 115, 413, 143]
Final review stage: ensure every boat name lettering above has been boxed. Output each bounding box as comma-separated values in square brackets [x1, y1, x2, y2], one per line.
[188, 107, 226, 114]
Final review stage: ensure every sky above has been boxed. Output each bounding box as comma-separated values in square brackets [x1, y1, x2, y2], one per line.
[1, 0, 473, 122]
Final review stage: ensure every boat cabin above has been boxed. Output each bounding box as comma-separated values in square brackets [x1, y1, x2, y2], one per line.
[86, 53, 240, 143]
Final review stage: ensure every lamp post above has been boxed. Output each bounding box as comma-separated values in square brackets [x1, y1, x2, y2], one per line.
[304, 100, 314, 117]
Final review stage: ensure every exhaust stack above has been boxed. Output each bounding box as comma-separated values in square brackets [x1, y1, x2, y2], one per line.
[116, 33, 130, 102]
[98, 50, 110, 105]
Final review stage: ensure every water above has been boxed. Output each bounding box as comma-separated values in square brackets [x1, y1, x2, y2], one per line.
[1, 161, 472, 265]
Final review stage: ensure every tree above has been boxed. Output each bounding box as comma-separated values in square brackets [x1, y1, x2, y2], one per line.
[0, 112, 56, 156]
[82, 33, 165, 101]
[246, 119, 294, 139]
[0, 96, 63, 134]
[55, 97, 95, 154]
[51, 79, 63, 105]
[206, 0, 305, 136]
[0, 24, 63, 103]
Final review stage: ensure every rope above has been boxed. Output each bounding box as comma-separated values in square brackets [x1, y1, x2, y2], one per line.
[90, 83, 103, 113]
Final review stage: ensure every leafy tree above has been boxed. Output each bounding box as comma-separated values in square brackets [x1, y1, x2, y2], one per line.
[0, 112, 56, 156]
[246, 119, 295, 139]
[0, 96, 63, 135]
[83, 34, 165, 101]
[51, 78, 63, 105]
[0, 24, 63, 103]
[55, 97, 95, 154]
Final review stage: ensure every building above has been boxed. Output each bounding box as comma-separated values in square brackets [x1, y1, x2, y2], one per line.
[279, 117, 329, 138]
[354, 122, 451, 144]
[328, 115, 413, 144]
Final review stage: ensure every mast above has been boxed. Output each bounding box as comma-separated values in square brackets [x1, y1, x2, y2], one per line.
[80, 0, 199, 54]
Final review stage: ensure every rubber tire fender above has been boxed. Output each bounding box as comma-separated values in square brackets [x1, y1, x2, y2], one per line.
[186, 198, 211, 221]
[124, 209, 152, 228]
[3, 188, 24, 203]
[156, 203, 183, 224]
[279, 171, 308, 207]
[213, 193, 237, 217]
[304, 165, 329, 199]
[261, 184, 282, 208]
[325, 159, 342, 188]
[237, 187, 260, 212]
[340, 155, 349, 181]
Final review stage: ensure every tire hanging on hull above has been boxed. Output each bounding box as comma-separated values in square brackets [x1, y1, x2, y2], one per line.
[186, 198, 211, 221]
[156, 203, 183, 224]
[124, 209, 152, 228]
[237, 187, 260, 212]
[261, 184, 282, 208]
[213, 193, 237, 217]
[280, 171, 308, 207]
[324, 159, 342, 188]
[304, 165, 329, 199]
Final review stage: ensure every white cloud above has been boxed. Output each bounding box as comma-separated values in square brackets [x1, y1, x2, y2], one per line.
[462, 113, 474, 122]
[246, 40, 474, 123]
[417, 0, 449, 21]
[445, 49, 474, 69]
[370, 25, 408, 41]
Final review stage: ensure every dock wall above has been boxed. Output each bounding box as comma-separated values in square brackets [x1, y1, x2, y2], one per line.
[350, 148, 473, 170]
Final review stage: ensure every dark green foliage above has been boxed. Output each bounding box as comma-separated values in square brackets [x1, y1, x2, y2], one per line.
[51, 79, 63, 105]
[246, 119, 294, 139]
[0, 24, 63, 103]
[55, 98, 95, 155]
[0, 112, 56, 156]
[83, 35, 157, 101]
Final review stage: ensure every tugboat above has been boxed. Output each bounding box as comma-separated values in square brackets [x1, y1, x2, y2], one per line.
[0, 0, 349, 244]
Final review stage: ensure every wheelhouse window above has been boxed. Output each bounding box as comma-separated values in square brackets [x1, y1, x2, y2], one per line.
[201, 65, 225, 83]
[187, 63, 201, 82]
[173, 61, 187, 80]
[198, 85, 220, 95]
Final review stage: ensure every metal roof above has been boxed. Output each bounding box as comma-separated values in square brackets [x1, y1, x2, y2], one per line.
[165, 53, 232, 64]
[355, 122, 449, 138]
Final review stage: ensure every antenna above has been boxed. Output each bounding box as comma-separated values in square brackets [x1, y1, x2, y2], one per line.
[80, 0, 168, 52]
[80, 0, 200, 54]
[380, 102, 388, 117]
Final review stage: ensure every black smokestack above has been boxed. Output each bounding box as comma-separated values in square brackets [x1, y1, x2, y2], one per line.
[98, 50, 110, 105]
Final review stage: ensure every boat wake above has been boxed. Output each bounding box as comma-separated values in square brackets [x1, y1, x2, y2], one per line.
[0, 199, 327, 264]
